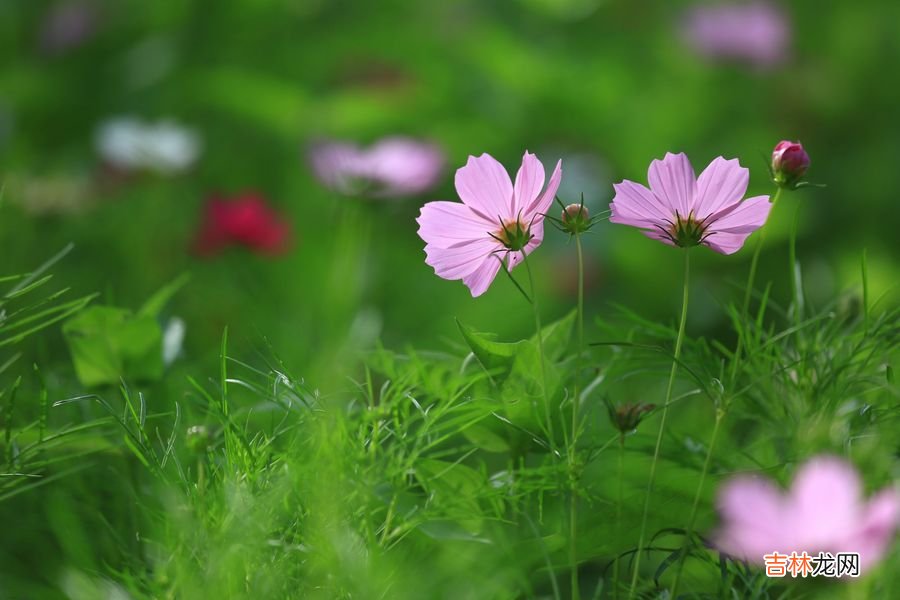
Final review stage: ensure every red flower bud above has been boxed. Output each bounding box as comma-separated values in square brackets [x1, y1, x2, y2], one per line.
[772, 140, 810, 188]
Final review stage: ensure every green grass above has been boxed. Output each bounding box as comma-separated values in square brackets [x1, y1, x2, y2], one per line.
[2, 237, 895, 598]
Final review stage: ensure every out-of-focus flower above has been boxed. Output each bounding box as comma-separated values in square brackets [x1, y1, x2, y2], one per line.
[193, 193, 292, 257]
[609, 152, 771, 254]
[309, 137, 444, 198]
[714, 456, 898, 574]
[95, 117, 201, 175]
[39, 1, 99, 56]
[417, 152, 562, 297]
[6, 173, 96, 215]
[162, 317, 185, 366]
[681, 2, 789, 69]
[772, 140, 810, 189]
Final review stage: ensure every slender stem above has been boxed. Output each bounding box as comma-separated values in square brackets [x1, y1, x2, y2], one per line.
[568, 234, 585, 600]
[523, 253, 555, 450]
[669, 409, 724, 596]
[613, 433, 625, 600]
[788, 199, 803, 329]
[628, 250, 691, 598]
[729, 186, 783, 384]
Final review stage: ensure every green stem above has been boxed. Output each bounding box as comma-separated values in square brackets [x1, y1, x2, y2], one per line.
[568, 234, 585, 600]
[523, 253, 555, 450]
[788, 199, 803, 330]
[669, 408, 724, 596]
[628, 250, 691, 598]
[613, 433, 625, 600]
[729, 186, 782, 385]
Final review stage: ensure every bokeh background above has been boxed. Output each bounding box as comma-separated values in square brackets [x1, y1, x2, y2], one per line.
[1, 0, 899, 594]
[4, 0, 899, 377]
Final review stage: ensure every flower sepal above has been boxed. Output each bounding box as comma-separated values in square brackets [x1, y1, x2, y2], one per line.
[546, 195, 601, 236]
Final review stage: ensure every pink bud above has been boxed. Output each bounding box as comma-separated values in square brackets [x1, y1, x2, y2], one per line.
[561, 203, 591, 234]
[772, 140, 810, 188]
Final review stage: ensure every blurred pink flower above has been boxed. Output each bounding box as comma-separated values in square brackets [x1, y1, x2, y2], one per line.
[39, 1, 99, 55]
[416, 152, 562, 297]
[714, 456, 899, 574]
[681, 2, 789, 69]
[609, 152, 771, 254]
[193, 193, 292, 257]
[309, 137, 444, 198]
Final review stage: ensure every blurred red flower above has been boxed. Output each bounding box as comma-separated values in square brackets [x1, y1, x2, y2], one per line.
[193, 193, 292, 257]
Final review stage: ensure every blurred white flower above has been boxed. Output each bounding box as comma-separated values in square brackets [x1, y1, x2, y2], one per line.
[94, 117, 201, 175]
[162, 316, 186, 366]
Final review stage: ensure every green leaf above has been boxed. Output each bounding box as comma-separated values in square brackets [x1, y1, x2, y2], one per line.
[62, 306, 163, 387]
[462, 424, 511, 453]
[456, 319, 519, 383]
[457, 311, 576, 431]
[416, 459, 486, 534]
[138, 273, 190, 318]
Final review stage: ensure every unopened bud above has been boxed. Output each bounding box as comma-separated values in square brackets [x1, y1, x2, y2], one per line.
[772, 140, 810, 189]
[606, 400, 655, 434]
[561, 203, 590, 234]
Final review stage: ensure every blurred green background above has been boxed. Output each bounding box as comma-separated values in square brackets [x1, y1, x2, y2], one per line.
[3, 0, 899, 378]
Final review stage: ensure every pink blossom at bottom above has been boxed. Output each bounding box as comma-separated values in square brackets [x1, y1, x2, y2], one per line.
[714, 456, 899, 574]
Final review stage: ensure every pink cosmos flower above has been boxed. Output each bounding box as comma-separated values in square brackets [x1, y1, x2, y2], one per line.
[714, 456, 899, 574]
[193, 193, 292, 257]
[681, 2, 789, 69]
[416, 152, 562, 297]
[609, 152, 771, 254]
[309, 137, 444, 198]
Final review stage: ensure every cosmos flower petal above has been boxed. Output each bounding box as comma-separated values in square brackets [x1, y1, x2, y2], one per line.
[525, 159, 563, 218]
[707, 195, 772, 234]
[702, 231, 752, 255]
[512, 151, 546, 215]
[789, 457, 862, 547]
[849, 489, 900, 571]
[610, 180, 671, 225]
[648, 152, 696, 216]
[715, 476, 786, 560]
[641, 229, 676, 247]
[424, 238, 502, 280]
[455, 154, 515, 221]
[694, 157, 750, 219]
[417, 201, 495, 249]
[713, 456, 898, 574]
[418, 152, 561, 296]
[462, 255, 504, 297]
